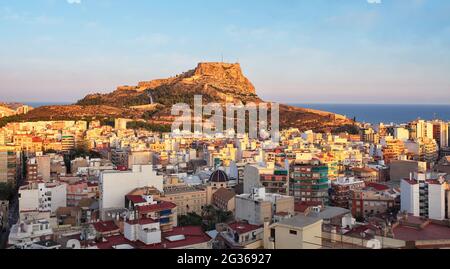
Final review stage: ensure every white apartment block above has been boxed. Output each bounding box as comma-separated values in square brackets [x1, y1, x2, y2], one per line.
[394, 127, 410, 142]
[19, 182, 67, 215]
[401, 173, 448, 221]
[99, 165, 163, 211]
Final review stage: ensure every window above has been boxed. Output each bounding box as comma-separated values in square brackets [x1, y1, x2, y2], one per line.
[289, 230, 298, 235]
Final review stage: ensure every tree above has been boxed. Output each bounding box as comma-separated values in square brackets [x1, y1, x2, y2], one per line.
[201, 205, 233, 231]
[0, 183, 14, 200]
[179, 212, 203, 227]
[334, 124, 361, 135]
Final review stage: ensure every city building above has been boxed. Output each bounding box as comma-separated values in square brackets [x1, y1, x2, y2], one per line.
[243, 163, 289, 195]
[330, 177, 365, 209]
[99, 165, 163, 212]
[432, 120, 449, 149]
[390, 160, 427, 182]
[235, 187, 294, 225]
[267, 215, 323, 249]
[351, 184, 398, 219]
[218, 221, 264, 249]
[380, 136, 406, 164]
[91, 225, 211, 249]
[290, 159, 330, 204]
[126, 194, 178, 232]
[18, 181, 67, 215]
[212, 188, 236, 213]
[0, 146, 21, 186]
[159, 184, 206, 216]
[401, 173, 449, 221]
[351, 167, 379, 183]
[8, 219, 53, 248]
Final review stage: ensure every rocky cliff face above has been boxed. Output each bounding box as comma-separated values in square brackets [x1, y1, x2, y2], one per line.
[18, 62, 353, 132]
[134, 62, 256, 95]
[78, 62, 259, 107]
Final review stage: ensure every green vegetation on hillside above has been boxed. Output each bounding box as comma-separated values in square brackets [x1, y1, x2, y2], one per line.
[127, 121, 171, 133]
[0, 115, 22, 128]
[333, 124, 361, 135]
[76, 91, 150, 108]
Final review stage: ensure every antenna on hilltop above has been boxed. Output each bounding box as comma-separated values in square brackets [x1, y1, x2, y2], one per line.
[221, 54, 224, 63]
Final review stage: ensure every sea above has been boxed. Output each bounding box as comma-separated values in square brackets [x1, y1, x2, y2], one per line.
[25, 102, 72, 108]
[23, 102, 450, 125]
[292, 104, 450, 125]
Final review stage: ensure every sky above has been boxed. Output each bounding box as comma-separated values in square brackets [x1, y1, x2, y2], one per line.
[0, 0, 450, 104]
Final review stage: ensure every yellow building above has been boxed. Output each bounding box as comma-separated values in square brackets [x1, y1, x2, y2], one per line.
[266, 215, 323, 249]
[160, 184, 207, 216]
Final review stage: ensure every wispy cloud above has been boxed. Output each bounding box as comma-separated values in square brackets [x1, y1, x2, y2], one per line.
[67, 0, 82, 4]
[367, 0, 382, 4]
[0, 7, 60, 24]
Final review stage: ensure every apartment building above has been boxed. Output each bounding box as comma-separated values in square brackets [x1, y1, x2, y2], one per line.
[159, 184, 207, 216]
[390, 160, 427, 182]
[235, 187, 294, 225]
[126, 194, 178, 232]
[330, 177, 365, 209]
[267, 215, 323, 249]
[401, 173, 449, 221]
[290, 159, 330, 204]
[218, 221, 264, 249]
[18, 181, 67, 215]
[0, 146, 21, 186]
[351, 186, 397, 219]
[99, 165, 163, 213]
[243, 163, 289, 195]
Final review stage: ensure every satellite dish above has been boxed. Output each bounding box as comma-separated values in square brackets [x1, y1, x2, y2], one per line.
[66, 239, 81, 249]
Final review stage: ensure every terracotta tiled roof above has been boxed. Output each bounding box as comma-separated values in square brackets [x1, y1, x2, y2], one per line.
[212, 188, 235, 202]
[93, 221, 119, 233]
[94, 226, 211, 249]
[136, 201, 176, 213]
[366, 183, 389, 191]
[228, 222, 263, 235]
[126, 218, 156, 225]
[126, 195, 147, 204]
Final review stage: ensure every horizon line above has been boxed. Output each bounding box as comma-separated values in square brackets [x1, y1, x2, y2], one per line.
[7, 101, 450, 106]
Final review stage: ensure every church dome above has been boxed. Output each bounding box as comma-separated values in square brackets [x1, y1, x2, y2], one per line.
[209, 169, 229, 183]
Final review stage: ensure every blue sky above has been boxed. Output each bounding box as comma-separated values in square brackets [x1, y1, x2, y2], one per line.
[1, 0, 449, 104]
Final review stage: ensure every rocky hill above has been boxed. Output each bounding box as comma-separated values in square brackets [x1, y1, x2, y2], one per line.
[0, 103, 33, 118]
[15, 62, 353, 132]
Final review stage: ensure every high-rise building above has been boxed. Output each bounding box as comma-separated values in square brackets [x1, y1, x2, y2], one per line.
[432, 120, 449, 149]
[0, 146, 20, 186]
[61, 135, 75, 152]
[401, 173, 449, 221]
[381, 137, 406, 164]
[394, 127, 410, 142]
[414, 120, 434, 140]
[290, 160, 330, 204]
